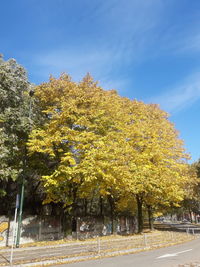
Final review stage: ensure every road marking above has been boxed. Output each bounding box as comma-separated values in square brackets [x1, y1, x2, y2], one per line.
[157, 249, 192, 259]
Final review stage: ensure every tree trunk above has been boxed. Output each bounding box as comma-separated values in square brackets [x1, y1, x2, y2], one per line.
[147, 205, 154, 231]
[84, 199, 87, 216]
[108, 196, 114, 234]
[195, 213, 197, 224]
[189, 209, 193, 223]
[136, 195, 143, 233]
[99, 196, 103, 216]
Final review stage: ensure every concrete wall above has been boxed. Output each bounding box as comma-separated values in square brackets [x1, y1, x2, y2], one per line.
[0, 215, 137, 247]
[0, 215, 63, 247]
[75, 216, 137, 239]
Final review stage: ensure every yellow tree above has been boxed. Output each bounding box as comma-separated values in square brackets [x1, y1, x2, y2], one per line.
[27, 73, 127, 215]
[121, 102, 192, 232]
[80, 99, 191, 231]
[28, 73, 193, 234]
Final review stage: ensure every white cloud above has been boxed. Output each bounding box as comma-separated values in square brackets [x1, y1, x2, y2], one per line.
[149, 72, 200, 113]
[34, 48, 112, 80]
[29, 0, 200, 100]
[31, 0, 164, 85]
[32, 47, 132, 92]
[180, 33, 200, 54]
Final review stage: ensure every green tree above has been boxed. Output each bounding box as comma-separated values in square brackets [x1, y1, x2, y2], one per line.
[0, 55, 36, 211]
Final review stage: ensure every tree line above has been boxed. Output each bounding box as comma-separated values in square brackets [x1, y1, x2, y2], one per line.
[0, 55, 198, 233]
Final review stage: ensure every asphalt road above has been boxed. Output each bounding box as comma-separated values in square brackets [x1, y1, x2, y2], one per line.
[155, 221, 200, 232]
[58, 237, 200, 267]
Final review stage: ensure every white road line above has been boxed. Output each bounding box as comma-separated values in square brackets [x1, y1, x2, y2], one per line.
[157, 249, 192, 259]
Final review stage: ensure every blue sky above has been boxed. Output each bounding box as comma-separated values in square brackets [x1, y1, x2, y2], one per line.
[1, 0, 200, 161]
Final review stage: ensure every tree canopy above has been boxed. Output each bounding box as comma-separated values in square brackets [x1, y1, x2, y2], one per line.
[0, 55, 33, 197]
[27, 73, 194, 231]
[0, 55, 196, 231]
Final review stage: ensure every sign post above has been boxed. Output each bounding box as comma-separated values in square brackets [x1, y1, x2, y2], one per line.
[10, 194, 19, 265]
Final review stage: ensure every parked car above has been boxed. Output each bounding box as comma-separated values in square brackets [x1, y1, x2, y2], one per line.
[154, 217, 165, 222]
[181, 219, 191, 224]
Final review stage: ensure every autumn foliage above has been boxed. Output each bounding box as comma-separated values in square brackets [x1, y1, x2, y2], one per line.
[27, 73, 193, 232]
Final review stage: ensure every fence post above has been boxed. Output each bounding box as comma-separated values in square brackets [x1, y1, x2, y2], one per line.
[97, 236, 100, 254]
[186, 228, 188, 236]
[38, 217, 42, 241]
[192, 228, 194, 235]
[144, 234, 147, 247]
[168, 231, 171, 240]
[171, 231, 174, 240]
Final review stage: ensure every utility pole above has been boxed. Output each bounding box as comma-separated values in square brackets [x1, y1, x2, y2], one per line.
[16, 90, 34, 247]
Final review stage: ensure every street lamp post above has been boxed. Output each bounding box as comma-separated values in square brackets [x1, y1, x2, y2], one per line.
[16, 90, 34, 247]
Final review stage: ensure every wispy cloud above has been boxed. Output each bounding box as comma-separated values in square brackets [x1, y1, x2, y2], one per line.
[28, 0, 200, 102]
[149, 72, 200, 113]
[29, 0, 164, 90]
[180, 33, 200, 54]
[33, 48, 112, 80]
[32, 47, 131, 92]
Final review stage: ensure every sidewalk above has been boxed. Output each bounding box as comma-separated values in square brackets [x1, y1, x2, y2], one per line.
[0, 239, 99, 266]
[0, 231, 196, 267]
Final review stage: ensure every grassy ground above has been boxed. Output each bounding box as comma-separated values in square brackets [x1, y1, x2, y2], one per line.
[1, 229, 195, 249]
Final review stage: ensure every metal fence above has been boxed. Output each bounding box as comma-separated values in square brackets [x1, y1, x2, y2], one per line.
[0, 231, 196, 266]
[59, 231, 196, 257]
